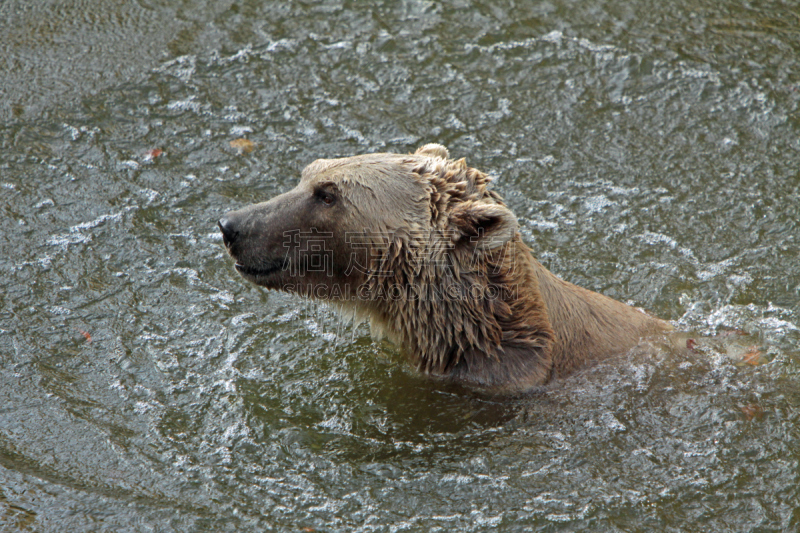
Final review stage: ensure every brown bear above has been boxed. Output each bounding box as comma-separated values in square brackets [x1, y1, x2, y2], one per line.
[219, 144, 672, 393]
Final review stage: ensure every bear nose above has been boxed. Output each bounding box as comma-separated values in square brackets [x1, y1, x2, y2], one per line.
[218, 216, 239, 247]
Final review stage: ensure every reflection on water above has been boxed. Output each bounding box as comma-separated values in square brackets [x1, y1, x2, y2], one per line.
[1, 0, 799, 531]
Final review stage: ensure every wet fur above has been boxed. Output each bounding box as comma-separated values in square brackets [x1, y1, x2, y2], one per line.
[220, 144, 672, 393]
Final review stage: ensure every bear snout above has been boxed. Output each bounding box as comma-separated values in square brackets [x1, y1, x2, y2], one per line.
[218, 200, 305, 287]
[218, 215, 239, 248]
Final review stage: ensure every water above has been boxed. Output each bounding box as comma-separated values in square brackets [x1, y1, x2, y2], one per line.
[1, 0, 799, 531]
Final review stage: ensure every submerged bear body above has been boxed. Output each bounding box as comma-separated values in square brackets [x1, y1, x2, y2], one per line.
[219, 144, 671, 393]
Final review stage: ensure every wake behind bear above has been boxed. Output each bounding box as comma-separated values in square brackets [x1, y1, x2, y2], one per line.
[219, 144, 672, 393]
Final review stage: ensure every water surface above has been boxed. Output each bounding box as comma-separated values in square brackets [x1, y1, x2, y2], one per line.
[1, 0, 799, 531]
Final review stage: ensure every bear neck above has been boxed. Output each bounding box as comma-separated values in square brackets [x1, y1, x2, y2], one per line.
[362, 234, 558, 391]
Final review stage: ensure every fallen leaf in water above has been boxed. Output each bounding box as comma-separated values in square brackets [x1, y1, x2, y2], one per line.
[142, 148, 163, 161]
[78, 329, 92, 343]
[741, 347, 763, 366]
[230, 138, 255, 154]
[740, 404, 764, 421]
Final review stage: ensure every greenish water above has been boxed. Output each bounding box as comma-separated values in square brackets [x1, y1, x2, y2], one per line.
[1, 0, 799, 531]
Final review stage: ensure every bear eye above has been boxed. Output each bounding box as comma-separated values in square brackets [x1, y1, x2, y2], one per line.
[315, 188, 336, 206]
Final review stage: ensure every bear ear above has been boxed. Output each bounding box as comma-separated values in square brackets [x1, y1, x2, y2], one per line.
[449, 202, 518, 250]
[414, 143, 450, 160]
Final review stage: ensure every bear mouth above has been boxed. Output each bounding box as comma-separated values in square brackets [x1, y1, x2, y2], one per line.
[234, 261, 283, 279]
